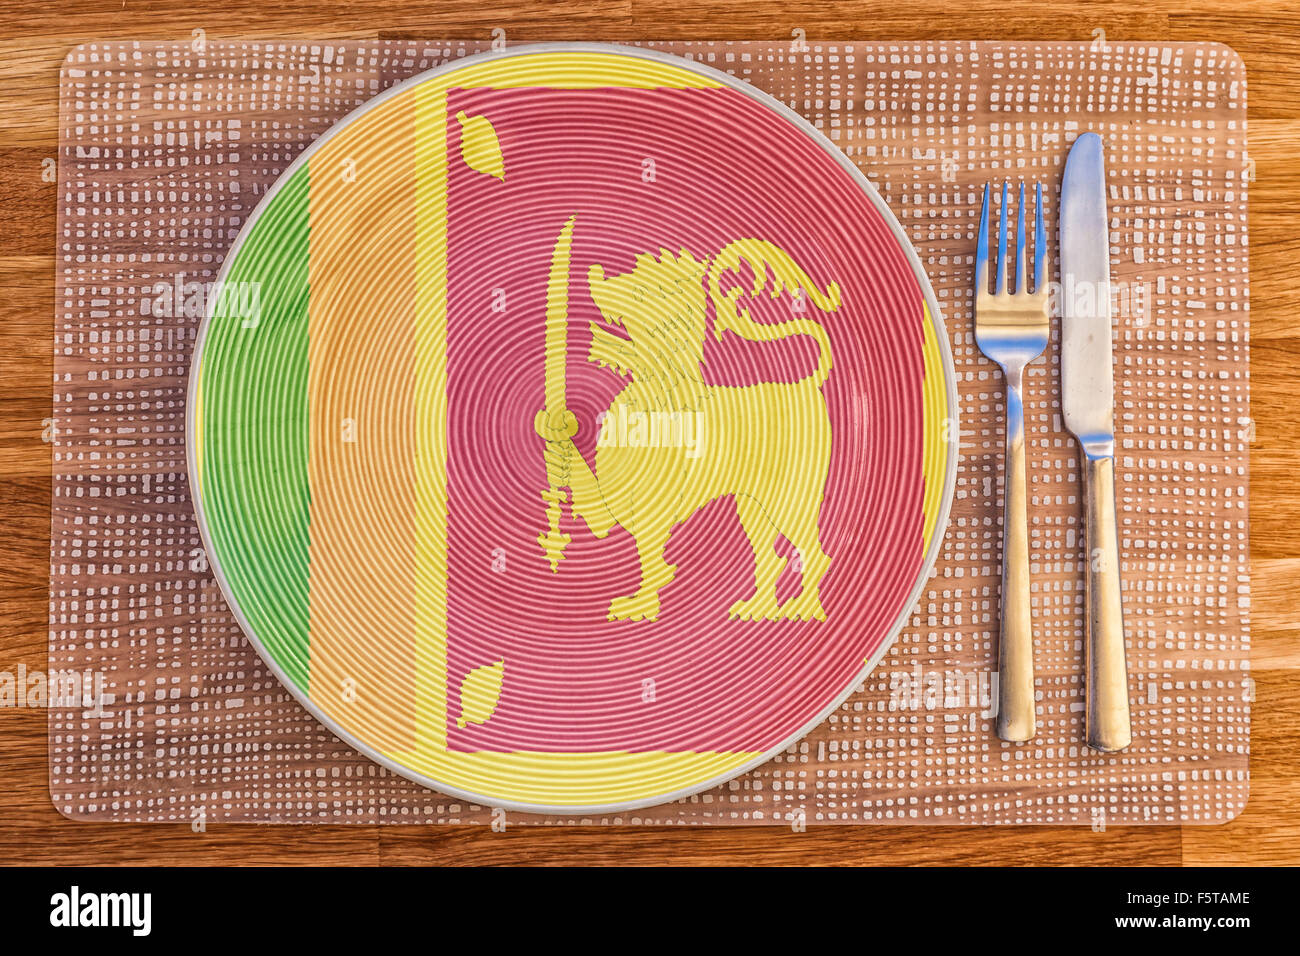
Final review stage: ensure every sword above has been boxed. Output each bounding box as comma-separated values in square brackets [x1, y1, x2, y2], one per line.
[536, 215, 578, 571]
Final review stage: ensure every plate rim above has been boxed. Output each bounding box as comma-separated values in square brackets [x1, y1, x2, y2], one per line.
[186, 39, 960, 816]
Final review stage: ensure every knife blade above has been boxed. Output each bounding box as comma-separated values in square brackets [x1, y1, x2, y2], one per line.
[1059, 132, 1132, 752]
[1061, 133, 1114, 455]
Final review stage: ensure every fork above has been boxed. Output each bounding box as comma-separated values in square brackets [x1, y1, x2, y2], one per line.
[974, 181, 1049, 743]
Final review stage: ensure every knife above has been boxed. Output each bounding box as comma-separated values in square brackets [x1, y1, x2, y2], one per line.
[1059, 132, 1132, 752]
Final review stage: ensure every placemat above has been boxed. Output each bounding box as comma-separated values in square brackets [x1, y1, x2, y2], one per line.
[49, 38, 1249, 825]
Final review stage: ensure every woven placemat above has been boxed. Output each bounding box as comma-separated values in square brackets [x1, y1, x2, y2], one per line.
[49, 38, 1249, 825]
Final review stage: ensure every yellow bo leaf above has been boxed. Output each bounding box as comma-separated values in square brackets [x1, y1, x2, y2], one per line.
[455, 110, 505, 180]
[456, 659, 505, 728]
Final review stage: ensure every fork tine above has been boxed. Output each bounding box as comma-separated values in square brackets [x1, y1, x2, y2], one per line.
[1034, 182, 1047, 294]
[1015, 181, 1027, 293]
[976, 182, 989, 294]
[995, 181, 1009, 295]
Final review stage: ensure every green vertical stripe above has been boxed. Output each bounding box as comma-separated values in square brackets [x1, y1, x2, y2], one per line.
[200, 165, 311, 691]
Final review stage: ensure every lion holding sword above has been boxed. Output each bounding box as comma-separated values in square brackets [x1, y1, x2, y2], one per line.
[534, 217, 841, 623]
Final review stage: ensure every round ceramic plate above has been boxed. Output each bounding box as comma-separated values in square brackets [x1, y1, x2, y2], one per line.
[189, 43, 957, 814]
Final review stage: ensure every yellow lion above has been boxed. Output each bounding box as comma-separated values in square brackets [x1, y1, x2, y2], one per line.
[534, 238, 841, 622]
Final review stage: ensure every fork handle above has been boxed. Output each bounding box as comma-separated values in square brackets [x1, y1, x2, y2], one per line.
[996, 375, 1036, 742]
[1082, 454, 1132, 752]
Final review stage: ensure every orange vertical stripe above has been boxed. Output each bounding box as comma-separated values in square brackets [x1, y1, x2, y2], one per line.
[412, 82, 451, 753]
[307, 93, 418, 752]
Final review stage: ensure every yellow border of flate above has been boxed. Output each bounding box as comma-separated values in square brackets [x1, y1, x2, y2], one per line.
[336, 51, 951, 808]
[920, 303, 949, 555]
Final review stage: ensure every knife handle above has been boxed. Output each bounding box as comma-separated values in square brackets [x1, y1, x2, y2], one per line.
[996, 376, 1036, 742]
[1082, 453, 1132, 752]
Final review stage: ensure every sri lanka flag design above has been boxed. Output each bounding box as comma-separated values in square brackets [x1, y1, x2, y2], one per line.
[191, 49, 954, 810]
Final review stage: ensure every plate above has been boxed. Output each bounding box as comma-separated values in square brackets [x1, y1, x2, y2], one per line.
[189, 43, 957, 813]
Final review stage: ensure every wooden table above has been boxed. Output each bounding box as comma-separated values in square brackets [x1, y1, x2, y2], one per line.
[2, 1, 1296, 866]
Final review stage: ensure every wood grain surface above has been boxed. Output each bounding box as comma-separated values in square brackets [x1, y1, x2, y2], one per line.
[2, 0, 1298, 866]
